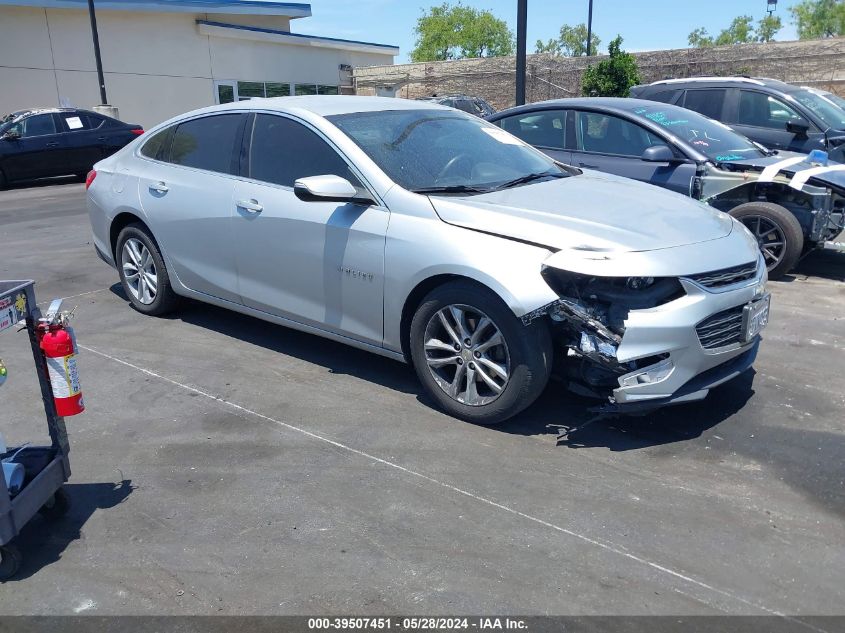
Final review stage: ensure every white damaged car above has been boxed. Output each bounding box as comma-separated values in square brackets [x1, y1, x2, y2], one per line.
[86, 97, 769, 424]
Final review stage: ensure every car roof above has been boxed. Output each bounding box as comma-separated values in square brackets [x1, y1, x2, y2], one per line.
[209, 95, 451, 118]
[488, 96, 686, 119]
[639, 76, 800, 93]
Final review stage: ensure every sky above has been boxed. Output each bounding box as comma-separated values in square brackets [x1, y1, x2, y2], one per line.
[295, 0, 801, 62]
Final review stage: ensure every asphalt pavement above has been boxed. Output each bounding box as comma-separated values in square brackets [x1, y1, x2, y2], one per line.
[0, 181, 843, 620]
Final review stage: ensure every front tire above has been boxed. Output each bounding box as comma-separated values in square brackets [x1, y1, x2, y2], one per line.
[115, 223, 178, 316]
[729, 202, 803, 280]
[410, 280, 552, 425]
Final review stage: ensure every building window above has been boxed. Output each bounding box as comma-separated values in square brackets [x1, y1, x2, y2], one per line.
[215, 81, 337, 104]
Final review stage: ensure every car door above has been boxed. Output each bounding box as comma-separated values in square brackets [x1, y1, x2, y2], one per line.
[730, 89, 825, 154]
[494, 109, 572, 164]
[570, 110, 697, 195]
[232, 112, 388, 345]
[56, 111, 102, 174]
[2, 113, 66, 180]
[135, 113, 246, 303]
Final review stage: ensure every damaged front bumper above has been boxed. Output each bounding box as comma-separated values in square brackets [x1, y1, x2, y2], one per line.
[531, 252, 769, 413]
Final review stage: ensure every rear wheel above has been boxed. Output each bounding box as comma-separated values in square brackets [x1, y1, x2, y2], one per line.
[729, 202, 803, 280]
[115, 223, 178, 315]
[410, 280, 552, 425]
[0, 544, 21, 581]
[0, 169, 7, 190]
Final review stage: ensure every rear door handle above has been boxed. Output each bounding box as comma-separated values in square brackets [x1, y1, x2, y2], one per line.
[579, 163, 599, 169]
[149, 181, 169, 194]
[45, 142, 60, 148]
[97, 136, 107, 142]
[237, 199, 263, 213]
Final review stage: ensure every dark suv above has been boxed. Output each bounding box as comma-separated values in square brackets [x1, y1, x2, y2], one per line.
[0, 108, 143, 188]
[630, 77, 845, 162]
[415, 95, 496, 117]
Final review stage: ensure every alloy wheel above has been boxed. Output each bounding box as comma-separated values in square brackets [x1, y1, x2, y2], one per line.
[741, 215, 786, 270]
[423, 304, 511, 406]
[121, 238, 158, 305]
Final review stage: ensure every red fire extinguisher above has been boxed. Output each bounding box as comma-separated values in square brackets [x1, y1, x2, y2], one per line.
[38, 320, 84, 417]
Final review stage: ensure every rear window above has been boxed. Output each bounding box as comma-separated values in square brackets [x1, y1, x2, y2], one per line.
[168, 114, 243, 175]
[140, 127, 172, 160]
[682, 89, 726, 120]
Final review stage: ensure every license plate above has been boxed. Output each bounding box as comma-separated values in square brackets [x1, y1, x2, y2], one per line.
[742, 294, 770, 342]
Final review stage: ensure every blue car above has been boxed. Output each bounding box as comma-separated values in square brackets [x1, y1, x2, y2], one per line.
[488, 98, 845, 279]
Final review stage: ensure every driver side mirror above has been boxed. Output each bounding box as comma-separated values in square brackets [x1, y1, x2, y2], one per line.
[294, 175, 370, 204]
[786, 119, 810, 137]
[1, 129, 20, 141]
[641, 144, 678, 163]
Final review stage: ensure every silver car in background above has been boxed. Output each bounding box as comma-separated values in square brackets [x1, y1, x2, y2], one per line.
[86, 97, 768, 424]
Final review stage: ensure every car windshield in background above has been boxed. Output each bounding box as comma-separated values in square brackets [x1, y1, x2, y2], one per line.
[632, 105, 766, 162]
[328, 109, 566, 194]
[790, 91, 845, 130]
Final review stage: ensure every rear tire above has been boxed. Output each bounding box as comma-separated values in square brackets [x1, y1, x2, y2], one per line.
[0, 169, 7, 190]
[410, 280, 552, 425]
[0, 544, 21, 581]
[115, 223, 178, 316]
[729, 202, 803, 280]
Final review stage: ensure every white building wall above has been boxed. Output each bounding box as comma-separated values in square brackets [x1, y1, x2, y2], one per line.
[0, 6, 395, 129]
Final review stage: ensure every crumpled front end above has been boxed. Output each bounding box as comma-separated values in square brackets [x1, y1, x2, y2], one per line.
[531, 233, 769, 412]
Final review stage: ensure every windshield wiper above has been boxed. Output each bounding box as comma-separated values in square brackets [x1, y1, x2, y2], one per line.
[412, 185, 491, 195]
[492, 171, 566, 191]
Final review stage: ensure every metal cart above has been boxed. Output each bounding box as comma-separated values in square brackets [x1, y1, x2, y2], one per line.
[0, 280, 72, 580]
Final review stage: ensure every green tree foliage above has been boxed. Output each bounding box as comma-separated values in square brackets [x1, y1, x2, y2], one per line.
[757, 14, 783, 42]
[581, 36, 641, 97]
[688, 27, 714, 47]
[714, 15, 756, 45]
[790, 0, 845, 38]
[689, 13, 784, 47]
[535, 23, 601, 56]
[410, 2, 514, 62]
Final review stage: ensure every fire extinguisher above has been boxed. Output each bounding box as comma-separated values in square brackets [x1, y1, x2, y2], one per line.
[37, 308, 84, 417]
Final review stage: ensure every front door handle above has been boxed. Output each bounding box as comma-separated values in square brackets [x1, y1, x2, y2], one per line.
[45, 141, 60, 148]
[97, 136, 107, 142]
[149, 181, 169, 194]
[237, 199, 263, 213]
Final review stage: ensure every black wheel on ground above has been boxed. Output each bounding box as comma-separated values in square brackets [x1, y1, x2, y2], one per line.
[410, 279, 553, 425]
[729, 202, 804, 280]
[38, 487, 71, 520]
[0, 169, 7, 190]
[0, 544, 22, 581]
[115, 222, 179, 316]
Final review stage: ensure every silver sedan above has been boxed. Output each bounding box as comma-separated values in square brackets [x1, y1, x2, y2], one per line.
[86, 97, 768, 424]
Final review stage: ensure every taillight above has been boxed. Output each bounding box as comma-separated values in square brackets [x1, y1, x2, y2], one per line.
[85, 170, 97, 190]
[130, 129, 144, 136]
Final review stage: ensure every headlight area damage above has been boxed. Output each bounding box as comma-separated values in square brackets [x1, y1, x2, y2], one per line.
[522, 269, 684, 403]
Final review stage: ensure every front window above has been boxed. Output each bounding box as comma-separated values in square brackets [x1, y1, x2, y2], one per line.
[631, 104, 766, 162]
[738, 91, 802, 129]
[790, 90, 845, 130]
[327, 109, 567, 194]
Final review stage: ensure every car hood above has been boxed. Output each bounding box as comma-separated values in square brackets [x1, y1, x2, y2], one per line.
[429, 170, 734, 253]
[722, 154, 845, 191]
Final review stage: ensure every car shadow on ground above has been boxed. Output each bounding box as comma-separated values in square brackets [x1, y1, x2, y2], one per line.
[791, 248, 844, 282]
[500, 370, 757, 451]
[5, 479, 134, 582]
[109, 284, 757, 450]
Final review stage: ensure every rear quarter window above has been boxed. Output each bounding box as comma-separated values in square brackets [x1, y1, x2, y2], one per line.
[139, 127, 172, 160]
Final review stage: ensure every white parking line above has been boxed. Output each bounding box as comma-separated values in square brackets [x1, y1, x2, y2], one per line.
[81, 343, 824, 627]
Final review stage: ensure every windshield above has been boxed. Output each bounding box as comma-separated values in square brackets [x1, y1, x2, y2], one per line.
[327, 109, 567, 194]
[790, 90, 845, 130]
[632, 104, 766, 162]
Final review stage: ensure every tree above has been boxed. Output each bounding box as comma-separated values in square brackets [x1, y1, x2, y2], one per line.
[757, 14, 783, 42]
[714, 15, 756, 45]
[688, 27, 714, 47]
[581, 36, 641, 97]
[790, 0, 845, 39]
[534, 23, 601, 56]
[410, 2, 513, 62]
